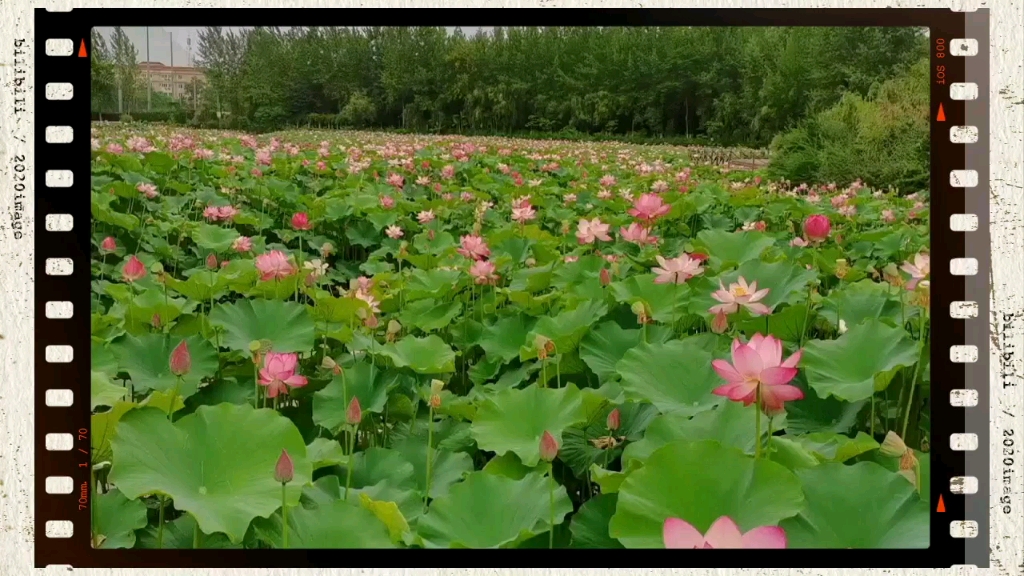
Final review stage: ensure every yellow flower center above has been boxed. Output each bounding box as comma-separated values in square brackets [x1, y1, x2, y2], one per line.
[732, 286, 748, 297]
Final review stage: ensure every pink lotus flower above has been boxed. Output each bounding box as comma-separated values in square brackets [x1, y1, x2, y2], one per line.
[469, 260, 500, 285]
[441, 164, 455, 179]
[380, 195, 396, 210]
[122, 255, 146, 283]
[203, 206, 221, 221]
[803, 214, 831, 243]
[458, 235, 491, 261]
[291, 212, 312, 231]
[386, 172, 405, 188]
[539, 430, 559, 462]
[712, 333, 804, 414]
[511, 205, 536, 224]
[606, 408, 621, 431]
[652, 254, 704, 284]
[232, 236, 253, 253]
[258, 352, 308, 398]
[882, 209, 896, 223]
[599, 174, 617, 187]
[274, 449, 294, 484]
[386, 225, 404, 239]
[217, 206, 239, 221]
[901, 253, 930, 290]
[711, 310, 729, 334]
[137, 182, 159, 199]
[620, 223, 658, 246]
[629, 194, 671, 222]
[461, 191, 474, 203]
[564, 255, 579, 263]
[577, 218, 612, 245]
[838, 205, 857, 218]
[106, 143, 124, 154]
[169, 340, 191, 376]
[789, 237, 808, 248]
[651, 180, 668, 193]
[564, 193, 578, 205]
[417, 210, 436, 224]
[664, 516, 786, 549]
[710, 277, 771, 316]
[100, 236, 117, 253]
[206, 253, 219, 270]
[255, 250, 297, 281]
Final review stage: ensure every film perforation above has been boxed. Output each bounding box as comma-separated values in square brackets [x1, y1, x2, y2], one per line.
[43, 214, 73, 231]
[44, 389, 74, 407]
[43, 39, 74, 57]
[45, 476, 75, 495]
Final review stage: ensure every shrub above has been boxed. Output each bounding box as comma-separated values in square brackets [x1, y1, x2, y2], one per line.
[340, 92, 376, 128]
[768, 58, 929, 192]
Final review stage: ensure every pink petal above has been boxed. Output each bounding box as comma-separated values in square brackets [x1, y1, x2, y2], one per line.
[711, 359, 744, 384]
[731, 344, 763, 379]
[709, 303, 734, 315]
[285, 375, 308, 388]
[750, 288, 770, 301]
[703, 516, 744, 548]
[711, 290, 732, 304]
[748, 333, 765, 349]
[755, 335, 783, 368]
[781, 349, 803, 368]
[663, 517, 704, 549]
[759, 366, 798, 386]
[726, 381, 758, 403]
[761, 384, 804, 413]
[745, 302, 772, 315]
[905, 278, 919, 291]
[741, 526, 787, 549]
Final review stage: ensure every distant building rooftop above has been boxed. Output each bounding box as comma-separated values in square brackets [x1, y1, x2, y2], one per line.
[138, 61, 205, 74]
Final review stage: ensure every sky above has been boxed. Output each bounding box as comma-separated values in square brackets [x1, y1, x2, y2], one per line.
[95, 26, 489, 67]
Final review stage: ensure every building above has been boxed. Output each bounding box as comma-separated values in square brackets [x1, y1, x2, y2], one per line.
[138, 61, 205, 101]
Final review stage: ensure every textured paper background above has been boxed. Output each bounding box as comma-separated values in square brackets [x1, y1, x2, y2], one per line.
[0, 1, 1020, 574]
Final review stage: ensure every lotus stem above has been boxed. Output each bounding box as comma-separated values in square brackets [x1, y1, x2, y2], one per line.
[167, 377, 181, 419]
[345, 427, 355, 500]
[766, 416, 774, 455]
[281, 483, 289, 549]
[424, 406, 434, 511]
[754, 387, 762, 461]
[156, 496, 166, 549]
[901, 311, 927, 439]
[548, 477, 556, 549]
[193, 518, 201, 549]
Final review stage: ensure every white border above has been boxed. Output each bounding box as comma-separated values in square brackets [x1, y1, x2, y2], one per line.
[1, 0, 1021, 574]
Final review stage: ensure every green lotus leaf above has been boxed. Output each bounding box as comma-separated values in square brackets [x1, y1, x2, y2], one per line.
[622, 402, 768, 467]
[247, 275, 301, 300]
[192, 223, 241, 253]
[346, 447, 416, 490]
[116, 289, 194, 333]
[392, 436, 474, 499]
[737, 303, 810, 343]
[782, 375, 866, 435]
[482, 452, 535, 480]
[477, 314, 536, 364]
[381, 335, 457, 374]
[306, 437, 347, 470]
[111, 333, 218, 398]
[820, 279, 903, 329]
[92, 401, 138, 465]
[108, 404, 312, 544]
[92, 371, 130, 409]
[802, 319, 920, 402]
[405, 269, 463, 299]
[209, 299, 315, 353]
[609, 440, 804, 548]
[719, 259, 817, 310]
[471, 384, 586, 467]
[312, 363, 395, 431]
[570, 494, 624, 549]
[307, 294, 370, 325]
[608, 274, 690, 324]
[789, 431, 879, 463]
[398, 298, 463, 332]
[92, 488, 149, 549]
[767, 436, 822, 470]
[135, 514, 240, 549]
[255, 499, 395, 548]
[417, 471, 573, 548]
[780, 462, 929, 548]
[519, 300, 608, 361]
[694, 229, 775, 267]
[165, 270, 231, 302]
[579, 321, 643, 383]
[615, 339, 723, 416]
[359, 493, 411, 543]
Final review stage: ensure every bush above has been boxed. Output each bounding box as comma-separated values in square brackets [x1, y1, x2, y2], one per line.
[768, 58, 929, 192]
[340, 92, 376, 128]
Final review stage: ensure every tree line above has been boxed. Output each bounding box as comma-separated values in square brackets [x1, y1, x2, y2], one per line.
[91, 26, 927, 148]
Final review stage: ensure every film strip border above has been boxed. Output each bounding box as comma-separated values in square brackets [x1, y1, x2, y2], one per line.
[32, 7, 989, 568]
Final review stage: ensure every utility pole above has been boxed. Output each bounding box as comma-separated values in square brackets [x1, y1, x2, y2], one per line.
[146, 27, 152, 112]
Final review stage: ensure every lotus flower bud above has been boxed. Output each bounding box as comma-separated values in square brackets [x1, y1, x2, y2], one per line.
[321, 356, 339, 373]
[606, 408, 621, 432]
[539, 431, 559, 462]
[387, 320, 402, 335]
[711, 310, 729, 334]
[274, 449, 294, 484]
[100, 236, 117, 253]
[206, 253, 218, 270]
[122, 255, 146, 282]
[169, 340, 191, 376]
[803, 214, 831, 243]
[600, 268, 612, 286]
[346, 396, 362, 426]
[151, 313, 162, 329]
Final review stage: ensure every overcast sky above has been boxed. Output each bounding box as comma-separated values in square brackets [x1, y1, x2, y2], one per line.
[95, 26, 489, 67]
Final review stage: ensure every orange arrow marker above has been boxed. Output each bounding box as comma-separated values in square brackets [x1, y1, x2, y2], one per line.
[936, 103, 946, 122]
[78, 40, 88, 58]
[937, 494, 946, 513]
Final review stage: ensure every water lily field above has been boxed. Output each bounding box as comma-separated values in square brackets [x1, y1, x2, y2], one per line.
[90, 125, 932, 550]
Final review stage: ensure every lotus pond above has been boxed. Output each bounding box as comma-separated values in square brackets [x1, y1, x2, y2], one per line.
[90, 126, 931, 550]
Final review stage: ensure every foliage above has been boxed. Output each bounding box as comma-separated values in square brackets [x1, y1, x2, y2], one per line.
[90, 123, 931, 549]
